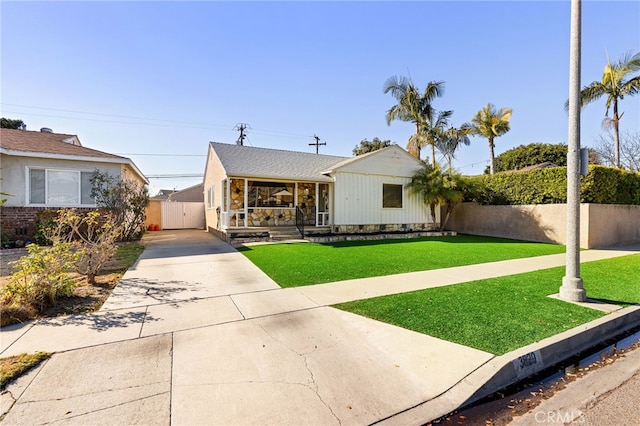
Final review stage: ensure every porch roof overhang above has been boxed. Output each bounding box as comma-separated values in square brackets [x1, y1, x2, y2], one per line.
[210, 142, 346, 184]
[227, 173, 334, 183]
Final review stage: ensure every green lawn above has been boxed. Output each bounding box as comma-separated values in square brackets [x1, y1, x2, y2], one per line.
[336, 254, 640, 355]
[237, 235, 566, 287]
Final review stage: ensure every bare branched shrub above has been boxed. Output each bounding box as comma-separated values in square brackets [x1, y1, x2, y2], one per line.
[90, 171, 149, 241]
[593, 131, 640, 172]
[56, 209, 123, 284]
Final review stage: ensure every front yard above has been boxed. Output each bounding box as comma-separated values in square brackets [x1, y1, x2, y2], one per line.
[237, 236, 639, 355]
[237, 235, 567, 287]
[336, 253, 640, 355]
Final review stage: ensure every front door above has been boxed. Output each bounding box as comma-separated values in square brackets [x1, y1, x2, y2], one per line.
[317, 183, 330, 226]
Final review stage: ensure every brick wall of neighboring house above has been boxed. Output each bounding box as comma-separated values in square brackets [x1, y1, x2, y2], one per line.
[0, 207, 96, 247]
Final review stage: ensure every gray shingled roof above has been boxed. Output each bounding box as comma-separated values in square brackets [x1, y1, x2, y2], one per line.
[210, 142, 348, 182]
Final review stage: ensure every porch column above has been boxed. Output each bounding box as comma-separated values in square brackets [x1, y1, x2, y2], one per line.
[243, 179, 249, 227]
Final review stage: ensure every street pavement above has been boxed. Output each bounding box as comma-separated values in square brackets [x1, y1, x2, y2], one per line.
[511, 340, 640, 425]
[1, 230, 639, 425]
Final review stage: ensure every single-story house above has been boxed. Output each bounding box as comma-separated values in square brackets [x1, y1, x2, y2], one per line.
[0, 128, 147, 243]
[203, 142, 439, 242]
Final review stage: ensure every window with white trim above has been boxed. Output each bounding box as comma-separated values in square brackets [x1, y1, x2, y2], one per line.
[206, 185, 215, 209]
[28, 168, 96, 206]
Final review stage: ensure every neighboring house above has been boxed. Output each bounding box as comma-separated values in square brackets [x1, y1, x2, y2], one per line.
[0, 128, 147, 243]
[151, 189, 177, 201]
[169, 183, 204, 202]
[203, 142, 438, 242]
[151, 183, 204, 202]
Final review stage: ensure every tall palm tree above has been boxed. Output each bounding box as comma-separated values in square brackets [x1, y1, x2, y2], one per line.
[569, 51, 640, 168]
[462, 103, 513, 174]
[436, 126, 471, 172]
[384, 76, 447, 163]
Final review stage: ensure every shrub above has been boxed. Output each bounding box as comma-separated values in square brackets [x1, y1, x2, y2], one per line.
[2, 242, 78, 312]
[491, 143, 568, 173]
[90, 171, 149, 241]
[32, 209, 61, 245]
[468, 166, 640, 205]
[56, 209, 122, 284]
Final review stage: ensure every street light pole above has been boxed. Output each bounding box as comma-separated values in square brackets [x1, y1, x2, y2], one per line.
[560, 0, 586, 302]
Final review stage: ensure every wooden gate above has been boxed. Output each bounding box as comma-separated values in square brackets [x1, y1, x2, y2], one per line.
[161, 202, 205, 229]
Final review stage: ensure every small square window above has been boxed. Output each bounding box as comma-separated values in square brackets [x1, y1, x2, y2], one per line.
[383, 184, 403, 208]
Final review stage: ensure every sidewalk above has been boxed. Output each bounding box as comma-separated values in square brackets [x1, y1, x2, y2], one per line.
[1, 230, 639, 425]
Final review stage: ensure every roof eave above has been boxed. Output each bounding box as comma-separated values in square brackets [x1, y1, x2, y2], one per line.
[227, 173, 334, 183]
[1, 148, 149, 185]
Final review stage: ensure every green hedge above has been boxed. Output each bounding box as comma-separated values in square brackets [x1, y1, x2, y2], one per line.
[469, 166, 640, 205]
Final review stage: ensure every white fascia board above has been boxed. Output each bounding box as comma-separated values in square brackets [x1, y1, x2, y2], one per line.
[228, 173, 334, 183]
[1, 148, 148, 184]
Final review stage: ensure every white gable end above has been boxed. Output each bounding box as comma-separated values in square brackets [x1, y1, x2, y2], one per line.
[329, 145, 422, 178]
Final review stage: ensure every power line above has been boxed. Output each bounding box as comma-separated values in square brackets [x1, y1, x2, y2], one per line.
[457, 159, 490, 170]
[1, 103, 232, 129]
[1, 103, 314, 140]
[1, 110, 227, 130]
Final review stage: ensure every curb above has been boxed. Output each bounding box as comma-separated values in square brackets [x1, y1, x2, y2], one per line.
[377, 304, 640, 425]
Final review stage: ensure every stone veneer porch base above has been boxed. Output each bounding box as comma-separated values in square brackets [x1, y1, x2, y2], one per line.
[208, 224, 454, 245]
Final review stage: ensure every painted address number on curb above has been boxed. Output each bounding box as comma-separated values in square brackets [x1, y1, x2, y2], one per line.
[512, 350, 544, 379]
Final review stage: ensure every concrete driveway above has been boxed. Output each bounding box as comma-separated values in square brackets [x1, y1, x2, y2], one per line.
[2, 230, 639, 425]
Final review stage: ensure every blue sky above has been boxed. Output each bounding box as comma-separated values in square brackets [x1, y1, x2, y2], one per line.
[2, 1, 639, 195]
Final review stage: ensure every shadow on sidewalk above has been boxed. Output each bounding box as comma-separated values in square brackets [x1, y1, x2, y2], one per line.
[37, 310, 157, 332]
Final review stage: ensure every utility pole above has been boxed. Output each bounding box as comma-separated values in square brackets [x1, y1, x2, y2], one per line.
[309, 135, 326, 154]
[560, 0, 586, 302]
[234, 123, 250, 146]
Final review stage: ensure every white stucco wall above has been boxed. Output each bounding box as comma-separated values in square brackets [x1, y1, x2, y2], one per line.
[0, 154, 125, 207]
[203, 146, 228, 230]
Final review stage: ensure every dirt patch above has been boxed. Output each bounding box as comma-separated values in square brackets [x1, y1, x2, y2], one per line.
[0, 244, 143, 327]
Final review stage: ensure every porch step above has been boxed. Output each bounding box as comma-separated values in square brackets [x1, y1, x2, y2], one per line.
[268, 227, 304, 241]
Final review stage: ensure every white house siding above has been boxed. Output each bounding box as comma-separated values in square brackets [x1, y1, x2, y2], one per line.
[332, 172, 434, 226]
[329, 145, 434, 227]
[0, 155, 123, 207]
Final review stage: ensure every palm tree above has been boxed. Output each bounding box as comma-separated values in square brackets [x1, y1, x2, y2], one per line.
[406, 163, 470, 229]
[421, 110, 453, 167]
[462, 103, 513, 174]
[436, 126, 471, 172]
[569, 51, 640, 168]
[384, 76, 447, 163]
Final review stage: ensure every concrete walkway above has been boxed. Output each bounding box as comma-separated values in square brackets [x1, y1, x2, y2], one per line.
[1, 230, 639, 425]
